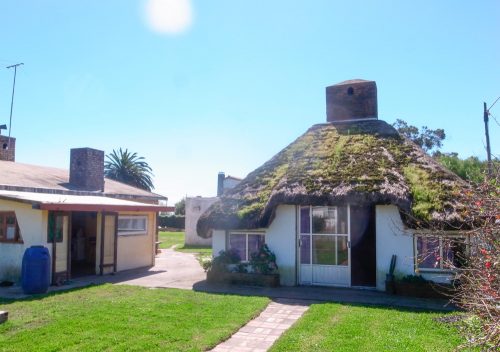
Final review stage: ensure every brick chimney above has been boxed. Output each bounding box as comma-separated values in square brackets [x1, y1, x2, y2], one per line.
[0, 136, 15, 161]
[69, 148, 104, 191]
[326, 79, 378, 122]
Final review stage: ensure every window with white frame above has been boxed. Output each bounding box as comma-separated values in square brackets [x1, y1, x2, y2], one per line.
[228, 232, 265, 262]
[414, 235, 468, 271]
[117, 215, 148, 236]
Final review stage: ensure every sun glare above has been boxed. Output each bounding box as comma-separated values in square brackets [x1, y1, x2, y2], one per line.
[144, 0, 193, 35]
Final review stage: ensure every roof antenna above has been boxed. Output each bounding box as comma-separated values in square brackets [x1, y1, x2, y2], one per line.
[6, 63, 24, 150]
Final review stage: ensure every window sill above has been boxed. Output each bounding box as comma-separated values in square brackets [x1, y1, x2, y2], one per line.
[118, 232, 147, 237]
[416, 268, 456, 274]
[0, 240, 24, 244]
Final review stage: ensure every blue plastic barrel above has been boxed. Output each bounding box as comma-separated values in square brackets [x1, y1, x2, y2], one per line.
[21, 246, 51, 294]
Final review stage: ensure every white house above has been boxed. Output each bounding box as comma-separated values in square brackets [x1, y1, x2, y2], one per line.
[184, 172, 241, 246]
[0, 144, 170, 284]
[198, 79, 469, 291]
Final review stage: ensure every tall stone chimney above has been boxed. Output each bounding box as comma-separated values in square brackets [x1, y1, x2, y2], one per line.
[0, 136, 16, 161]
[69, 148, 104, 191]
[217, 172, 225, 196]
[326, 79, 378, 122]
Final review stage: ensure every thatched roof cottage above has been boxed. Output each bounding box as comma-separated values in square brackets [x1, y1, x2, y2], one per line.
[198, 79, 469, 290]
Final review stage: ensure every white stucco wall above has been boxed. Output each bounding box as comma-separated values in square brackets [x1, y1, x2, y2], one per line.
[185, 197, 217, 246]
[264, 205, 297, 286]
[0, 199, 46, 282]
[375, 205, 415, 290]
[211, 205, 297, 286]
[212, 229, 226, 257]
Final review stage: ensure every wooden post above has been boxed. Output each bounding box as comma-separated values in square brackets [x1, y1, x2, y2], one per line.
[99, 212, 105, 275]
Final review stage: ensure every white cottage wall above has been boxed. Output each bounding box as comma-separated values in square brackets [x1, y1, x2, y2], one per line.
[265, 205, 297, 286]
[212, 230, 226, 257]
[375, 205, 414, 290]
[0, 200, 46, 282]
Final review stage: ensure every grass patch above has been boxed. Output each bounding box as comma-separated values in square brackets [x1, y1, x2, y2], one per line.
[270, 303, 468, 352]
[158, 231, 212, 258]
[0, 284, 269, 352]
[158, 231, 184, 249]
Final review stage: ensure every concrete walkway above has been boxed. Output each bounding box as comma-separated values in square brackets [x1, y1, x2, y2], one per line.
[210, 298, 310, 352]
[0, 248, 205, 299]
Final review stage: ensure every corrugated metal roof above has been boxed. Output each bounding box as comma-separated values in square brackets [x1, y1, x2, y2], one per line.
[0, 190, 172, 212]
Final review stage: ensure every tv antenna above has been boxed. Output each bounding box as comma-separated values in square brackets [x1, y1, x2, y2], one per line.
[5, 63, 24, 150]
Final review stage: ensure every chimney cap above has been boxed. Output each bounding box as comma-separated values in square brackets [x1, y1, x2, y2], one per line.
[332, 79, 375, 87]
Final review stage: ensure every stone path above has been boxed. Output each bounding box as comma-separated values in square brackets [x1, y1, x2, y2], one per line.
[210, 298, 310, 352]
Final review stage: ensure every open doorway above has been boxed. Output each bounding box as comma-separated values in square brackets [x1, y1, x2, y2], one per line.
[70, 212, 97, 277]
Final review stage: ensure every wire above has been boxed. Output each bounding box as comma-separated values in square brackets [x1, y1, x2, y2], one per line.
[489, 96, 500, 111]
[490, 114, 500, 128]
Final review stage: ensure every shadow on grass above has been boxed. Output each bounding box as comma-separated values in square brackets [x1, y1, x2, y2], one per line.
[191, 280, 458, 313]
[0, 283, 107, 305]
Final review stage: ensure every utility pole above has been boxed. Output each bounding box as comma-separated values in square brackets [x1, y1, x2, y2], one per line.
[483, 102, 492, 177]
[6, 63, 24, 150]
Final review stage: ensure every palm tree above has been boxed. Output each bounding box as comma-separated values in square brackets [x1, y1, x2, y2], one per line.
[104, 148, 154, 191]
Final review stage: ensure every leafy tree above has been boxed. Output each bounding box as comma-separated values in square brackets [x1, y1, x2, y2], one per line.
[104, 148, 154, 191]
[175, 198, 185, 215]
[435, 153, 488, 183]
[393, 119, 445, 154]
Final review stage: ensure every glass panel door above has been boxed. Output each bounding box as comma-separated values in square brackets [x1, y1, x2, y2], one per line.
[299, 205, 351, 286]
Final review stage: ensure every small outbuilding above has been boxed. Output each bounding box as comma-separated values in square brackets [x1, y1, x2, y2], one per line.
[198, 79, 470, 290]
[0, 145, 171, 284]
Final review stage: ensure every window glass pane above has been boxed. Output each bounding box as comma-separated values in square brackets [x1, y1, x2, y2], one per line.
[248, 234, 264, 260]
[417, 237, 441, 269]
[312, 235, 336, 265]
[55, 216, 63, 242]
[229, 234, 246, 261]
[337, 236, 349, 266]
[337, 206, 348, 234]
[443, 237, 466, 269]
[312, 207, 337, 234]
[300, 234, 310, 264]
[300, 207, 310, 234]
[6, 226, 16, 240]
[6, 216, 15, 225]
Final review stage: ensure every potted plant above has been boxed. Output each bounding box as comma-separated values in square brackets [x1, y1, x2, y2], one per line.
[206, 245, 280, 287]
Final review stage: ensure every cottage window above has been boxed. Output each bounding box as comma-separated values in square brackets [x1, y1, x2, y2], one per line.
[118, 215, 148, 236]
[229, 232, 265, 262]
[0, 212, 23, 243]
[47, 212, 67, 243]
[415, 235, 468, 272]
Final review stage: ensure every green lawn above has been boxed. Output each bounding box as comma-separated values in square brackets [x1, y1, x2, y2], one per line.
[0, 284, 269, 352]
[158, 231, 184, 249]
[270, 303, 468, 352]
[158, 231, 212, 259]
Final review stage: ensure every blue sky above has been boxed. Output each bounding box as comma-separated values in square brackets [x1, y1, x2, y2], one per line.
[0, 1, 498, 204]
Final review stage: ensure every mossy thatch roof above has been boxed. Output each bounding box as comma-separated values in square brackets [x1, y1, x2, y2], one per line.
[198, 120, 469, 238]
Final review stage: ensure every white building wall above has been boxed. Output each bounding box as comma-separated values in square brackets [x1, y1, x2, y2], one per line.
[185, 197, 217, 246]
[375, 205, 415, 290]
[0, 199, 46, 282]
[264, 205, 297, 286]
[212, 230, 226, 257]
